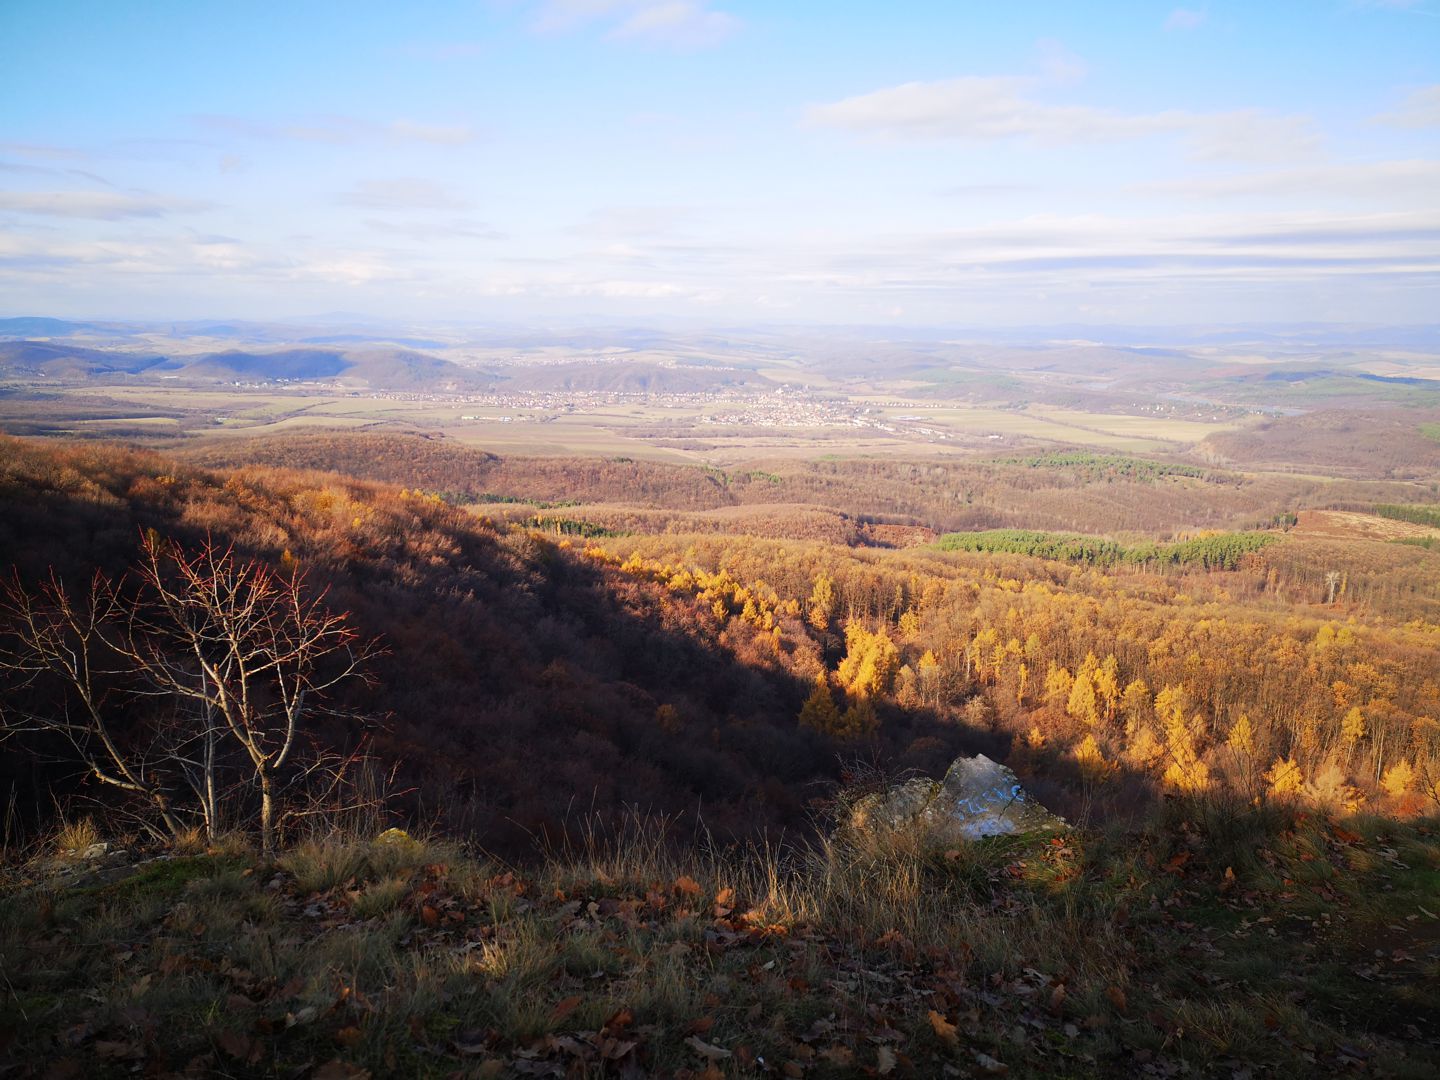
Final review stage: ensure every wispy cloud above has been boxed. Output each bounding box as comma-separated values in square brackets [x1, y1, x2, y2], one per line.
[336, 179, 471, 211]
[364, 218, 506, 241]
[1034, 39, 1088, 85]
[785, 208, 1440, 294]
[0, 142, 87, 162]
[531, 1, 739, 49]
[192, 114, 479, 146]
[1165, 8, 1207, 32]
[806, 77, 1319, 161]
[569, 204, 696, 240]
[1351, 0, 1438, 13]
[386, 120, 479, 146]
[0, 191, 212, 220]
[1137, 159, 1440, 200]
[1373, 84, 1440, 128]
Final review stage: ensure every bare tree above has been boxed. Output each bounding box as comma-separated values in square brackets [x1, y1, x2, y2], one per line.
[0, 569, 185, 840]
[115, 534, 376, 855]
[1, 534, 377, 855]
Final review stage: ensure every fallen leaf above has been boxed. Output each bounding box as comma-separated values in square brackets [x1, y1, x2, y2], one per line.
[313, 1061, 371, 1080]
[454, 1030, 490, 1055]
[1105, 985, 1127, 1013]
[686, 1016, 715, 1035]
[420, 904, 440, 927]
[685, 1035, 732, 1060]
[877, 1045, 897, 1075]
[821, 1045, 854, 1066]
[215, 1030, 261, 1063]
[93, 1040, 144, 1060]
[974, 1050, 1009, 1074]
[550, 995, 582, 1021]
[334, 1025, 364, 1048]
[598, 1037, 636, 1060]
[928, 1009, 959, 1045]
[674, 875, 703, 897]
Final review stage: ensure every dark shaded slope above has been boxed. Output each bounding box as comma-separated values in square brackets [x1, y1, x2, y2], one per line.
[0, 340, 170, 376]
[0, 437, 968, 853]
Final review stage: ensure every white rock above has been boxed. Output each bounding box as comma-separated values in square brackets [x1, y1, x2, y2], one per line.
[850, 755, 1065, 845]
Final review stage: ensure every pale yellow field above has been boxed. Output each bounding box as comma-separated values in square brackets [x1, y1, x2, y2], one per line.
[12, 381, 1245, 463]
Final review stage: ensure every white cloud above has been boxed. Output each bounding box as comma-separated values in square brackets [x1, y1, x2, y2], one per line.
[1373, 84, 1440, 128]
[386, 120, 480, 145]
[806, 76, 1318, 161]
[531, 1, 738, 48]
[0, 191, 211, 220]
[1165, 8, 1207, 31]
[0, 227, 426, 289]
[1185, 110, 1321, 162]
[364, 218, 506, 241]
[1138, 159, 1440, 200]
[336, 179, 470, 211]
[570, 204, 695, 239]
[608, 2, 738, 47]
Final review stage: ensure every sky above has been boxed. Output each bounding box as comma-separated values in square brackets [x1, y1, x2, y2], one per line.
[1, 0, 1438, 327]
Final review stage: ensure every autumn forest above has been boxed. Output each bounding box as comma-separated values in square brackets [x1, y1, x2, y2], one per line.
[2, 420, 1439, 1076]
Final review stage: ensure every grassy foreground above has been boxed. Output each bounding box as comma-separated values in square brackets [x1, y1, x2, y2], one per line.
[2, 805, 1438, 1078]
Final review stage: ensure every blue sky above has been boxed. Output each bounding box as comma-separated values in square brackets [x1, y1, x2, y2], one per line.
[1, 1, 1437, 326]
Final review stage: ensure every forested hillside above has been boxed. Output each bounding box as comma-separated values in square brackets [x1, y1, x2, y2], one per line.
[6, 433, 1439, 850]
[180, 432, 1440, 537]
[3, 433, 1440, 1078]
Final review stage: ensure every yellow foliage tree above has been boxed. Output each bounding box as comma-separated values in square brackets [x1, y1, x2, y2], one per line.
[1382, 759, 1414, 797]
[916, 649, 941, 707]
[1264, 756, 1306, 797]
[837, 623, 900, 699]
[1120, 678, 1151, 734]
[1228, 713, 1256, 758]
[797, 672, 842, 734]
[807, 573, 836, 632]
[1044, 663, 1074, 710]
[1095, 654, 1121, 722]
[1340, 706, 1366, 746]
[1073, 733, 1109, 779]
[839, 696, 879, 739]
[1126, 724, 1165, 769]
[1067, 670, 1101, 727]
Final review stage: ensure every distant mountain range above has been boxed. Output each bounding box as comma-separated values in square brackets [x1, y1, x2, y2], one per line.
[6, 315, 1440, 350]
[0, 338, 489, 389]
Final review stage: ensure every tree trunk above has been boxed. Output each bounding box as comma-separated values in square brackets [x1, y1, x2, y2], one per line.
[259, 770, 275, 857]
[151, 792, 183, 840]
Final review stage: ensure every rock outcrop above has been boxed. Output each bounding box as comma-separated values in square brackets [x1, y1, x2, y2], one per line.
[849, 754, 1065, 845]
